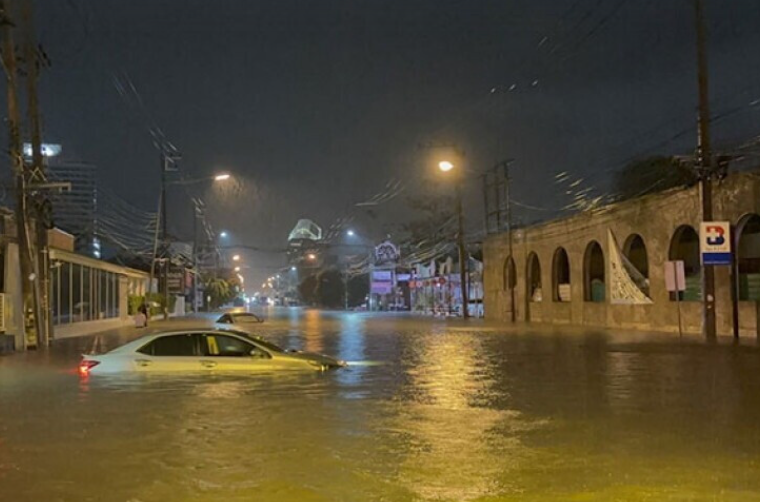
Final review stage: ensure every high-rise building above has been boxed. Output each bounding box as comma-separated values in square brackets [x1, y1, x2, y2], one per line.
[46, 158, 100, 258]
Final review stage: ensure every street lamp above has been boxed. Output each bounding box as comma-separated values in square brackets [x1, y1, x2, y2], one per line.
[438, 160, 455, 172]
[220, 231, 228, 238]
[347, 229, 355, 237]
[291, 266, 297, 271]
[437, 159, 469, 319]
[232, 254, 241, 262]
[307, 253, 317, 261]
[214, 173, 231, 181]
[234, 266, 241, 272]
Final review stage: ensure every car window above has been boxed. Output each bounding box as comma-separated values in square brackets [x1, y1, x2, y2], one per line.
[203, 334, 267, 358]
[250, 338, 285, 354]
[217, 314, 232, 323]
[232, 314, 260, 323]
[222, 329, 285, 353]
[138, 334, 197, 356]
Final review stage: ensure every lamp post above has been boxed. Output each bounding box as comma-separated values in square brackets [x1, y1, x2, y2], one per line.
[439, 160, 469, 319]
[157, 167, 230, 318]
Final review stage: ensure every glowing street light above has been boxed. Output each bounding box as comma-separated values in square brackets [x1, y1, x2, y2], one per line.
[220, 231, 228, 238]
[438, 160, 454, 172]
[214, 173, 231, 181]
[346, 229, 355, 237]
[290, 266, 297, 271]
[307, 253, 317, 261]
[234, 266, 241, 272]
[232, 254, 241, 262]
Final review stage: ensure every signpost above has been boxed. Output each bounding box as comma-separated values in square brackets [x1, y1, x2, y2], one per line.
[665, 260, 686, 338]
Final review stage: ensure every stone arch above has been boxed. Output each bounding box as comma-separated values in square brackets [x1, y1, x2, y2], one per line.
[623, 233, 649, 295]
[736, 214, 760, 301]
[552, 247, 571, 302]
[668, 225, 701, 301]
[526, 252, 542, 302]
[503, 256, 516, 290]
[583, 241, 605, 302]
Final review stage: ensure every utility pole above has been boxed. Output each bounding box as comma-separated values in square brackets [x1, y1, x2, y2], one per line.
[158, 151, 180, 319]
[161, 153, 169, 319]
[501, 161, 515, 322]
[22, 0, 49, 347]
[694, 0, 716, 341]
[455, 179, 469, 319]
[0, 0, 39, 349]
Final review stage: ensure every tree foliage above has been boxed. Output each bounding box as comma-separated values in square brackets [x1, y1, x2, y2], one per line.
[394, 184, 457, 260]
[203, 276, 233, 309]
[298, 269, 346, 308]
[298, 274, 319, 305]
[613, 156, 697, 201]
[347, 274, 369, 307]
[315, 269, 345, 308]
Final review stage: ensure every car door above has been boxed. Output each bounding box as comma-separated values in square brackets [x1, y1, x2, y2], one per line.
[199, 333, 274, 371]
[134, 333, 202, 372]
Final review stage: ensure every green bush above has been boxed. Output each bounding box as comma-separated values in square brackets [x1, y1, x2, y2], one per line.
[128, 295, 143, 316]
[129, 293, 178, 317]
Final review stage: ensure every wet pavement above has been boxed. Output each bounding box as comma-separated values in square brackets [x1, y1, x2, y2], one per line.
[2, 308, 760, 501]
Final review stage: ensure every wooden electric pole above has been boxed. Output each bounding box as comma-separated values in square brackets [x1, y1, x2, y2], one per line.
[22, 0, 49, 347]
[0, 0, 39, 349]
[694, 0, 717, 341]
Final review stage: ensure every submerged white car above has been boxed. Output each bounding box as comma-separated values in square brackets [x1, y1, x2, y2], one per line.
[79, 329, 346, 375]
[216, 312, 264, 326]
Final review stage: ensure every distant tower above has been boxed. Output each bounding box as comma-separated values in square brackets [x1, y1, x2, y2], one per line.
[47, 157, 100, 258]
[287, 219, 322, 267]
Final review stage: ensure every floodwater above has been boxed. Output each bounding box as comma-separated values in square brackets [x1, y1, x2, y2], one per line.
[2, 310, 760, 501]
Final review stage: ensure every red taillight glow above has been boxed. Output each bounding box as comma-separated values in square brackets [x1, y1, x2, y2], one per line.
[78, 360, 100, 375]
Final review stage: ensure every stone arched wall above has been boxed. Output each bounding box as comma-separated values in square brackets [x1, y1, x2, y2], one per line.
[484, 172, 760, 336]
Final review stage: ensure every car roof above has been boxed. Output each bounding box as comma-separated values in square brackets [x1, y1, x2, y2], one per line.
[107, 328, 257, 354]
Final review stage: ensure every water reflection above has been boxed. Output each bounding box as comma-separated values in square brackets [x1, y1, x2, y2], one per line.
[3, 312, 760, 501]
[387, 331, 539, 500]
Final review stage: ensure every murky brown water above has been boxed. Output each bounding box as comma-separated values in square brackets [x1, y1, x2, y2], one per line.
[2, 309, 760, 501]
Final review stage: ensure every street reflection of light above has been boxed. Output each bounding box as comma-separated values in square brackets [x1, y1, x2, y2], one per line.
[303, 309, 324, 354]
[390, 333, 537, 500]
[336, 313, 366, 389]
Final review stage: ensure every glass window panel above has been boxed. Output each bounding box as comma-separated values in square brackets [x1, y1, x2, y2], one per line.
[100, 270, 108, 319]
[50, 265, 59, 325]
[72, 264, 82, 322]
[114, 275, 121, 318]
[60, 262, 71, 324]
[82, 266, 91, 321]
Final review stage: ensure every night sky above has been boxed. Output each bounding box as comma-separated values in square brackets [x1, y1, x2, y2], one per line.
[29, 0, 760, 288]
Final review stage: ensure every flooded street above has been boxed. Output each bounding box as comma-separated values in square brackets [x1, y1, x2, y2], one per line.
[2, 310, 760, 501]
